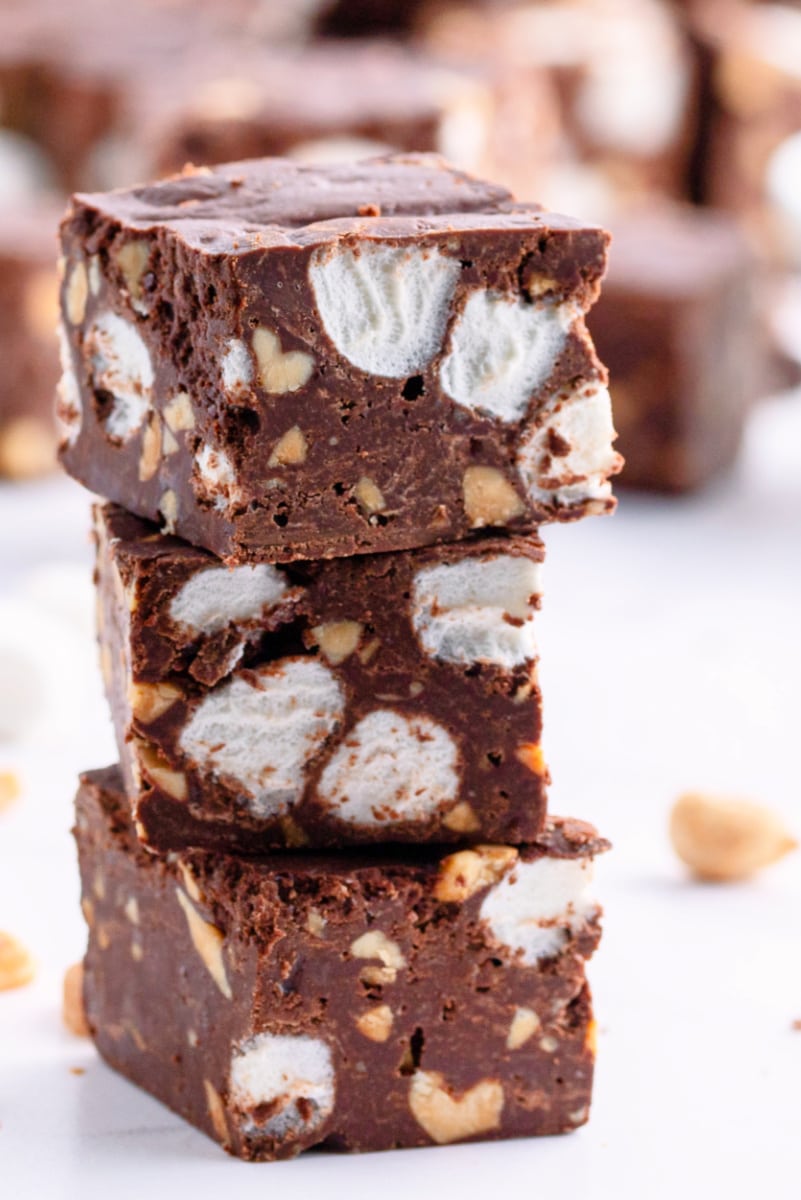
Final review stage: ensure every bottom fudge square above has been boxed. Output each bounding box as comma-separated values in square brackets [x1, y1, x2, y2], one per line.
[75, 766, 608, 1161]
[95, 503, 548, 852]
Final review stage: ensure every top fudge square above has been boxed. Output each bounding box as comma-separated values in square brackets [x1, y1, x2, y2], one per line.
[58, 154, 620, 563]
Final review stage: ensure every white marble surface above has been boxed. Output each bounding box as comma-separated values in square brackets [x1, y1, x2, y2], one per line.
[0, 394, 800, 1199]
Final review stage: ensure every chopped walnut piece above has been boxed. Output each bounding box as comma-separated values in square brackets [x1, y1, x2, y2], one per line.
[65, 261, 88, 325]
[408, 1070, 503, 1144]
[434, 845, 518, 903]
[311, 620, 362, 665]
[268, 425, 308, 466]
[356, 1004, 394, 1042]
[138, 413, 162, 481]
[252, 328, 314, 393]
[354, 476, 386, 514]
[462, 466, 525, 527]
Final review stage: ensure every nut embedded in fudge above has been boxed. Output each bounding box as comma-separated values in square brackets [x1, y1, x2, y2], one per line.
[588, 204, 759, 492]
[59, 154, 621, 564]
[75, 765, 608, 1161]
[95, 502, 548, 852]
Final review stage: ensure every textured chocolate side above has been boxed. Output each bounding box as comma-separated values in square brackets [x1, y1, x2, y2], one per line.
[75, 765, 607, 1161]
[95, 503, 548, 851]
[59, 153, 619, 563]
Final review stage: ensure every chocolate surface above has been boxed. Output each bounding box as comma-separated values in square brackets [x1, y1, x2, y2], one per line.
[76, 765, 607, 1160]
[59, 153, 619, 563]
[96, 502, 549, 852]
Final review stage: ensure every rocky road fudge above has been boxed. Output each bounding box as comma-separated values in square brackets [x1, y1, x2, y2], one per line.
[59, 154, 620, 564]
[149, 41, 495, 181]
[588, 204, 758, 492]
[76, 765, 607, 1160]
[95, 502, 548, 852]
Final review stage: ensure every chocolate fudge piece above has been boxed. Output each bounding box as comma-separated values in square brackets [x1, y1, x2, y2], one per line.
[690, 0, 801, 243]
[95, 502, 548, 852]
[588, 204, 759, 492]
[421, 0, 699, 207]
[76, 765, 607, 1160]
[148, 41, 495, 182]
[58, 154, 621, 564]
[0, 203, 61, 478]
[0, 0, 318, 192]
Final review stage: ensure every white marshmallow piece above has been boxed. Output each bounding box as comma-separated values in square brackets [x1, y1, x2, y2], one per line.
[480, 856, 598, 965]
[439, 291, 574, 422]
[179, 657, 344, 817]
[221, 338, 253, 393]
[318, 709, 459, 827]
[411, 554, 542, 669]
[56, 322, 82, 445]
[87, 311, 153, 440]
[195, 443, 239, 510]
[230, 1033, 335, 1139]
[574, 1, 689, 157]
[517, 380, 619, 507]
[170, 563, 290, 635]
[309, 242, 460, 378]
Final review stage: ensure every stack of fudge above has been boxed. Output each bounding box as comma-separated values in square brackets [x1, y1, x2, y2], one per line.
[59, 154, 620, 1160]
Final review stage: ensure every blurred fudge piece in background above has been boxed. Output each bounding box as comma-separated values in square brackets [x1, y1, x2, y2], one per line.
[588, 203, 761, 492]
[0, 202, 62, 479]
[145, 39, 538, 188]
[419, 0, 699, 214]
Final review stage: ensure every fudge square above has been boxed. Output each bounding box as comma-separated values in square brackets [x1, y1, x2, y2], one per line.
[588, 204, 758, 493]
[59, 154, 621, 564]
[76, 765, 607, 1161]
[95, 502, 548, 853]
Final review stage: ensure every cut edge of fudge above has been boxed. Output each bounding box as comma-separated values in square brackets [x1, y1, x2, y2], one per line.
[94, 501, 551, 851]
[58, 153, 621, 564]
[76, 764, 609, 1160]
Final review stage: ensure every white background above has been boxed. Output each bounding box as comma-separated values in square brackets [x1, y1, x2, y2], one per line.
[0, 392, 799, 1198]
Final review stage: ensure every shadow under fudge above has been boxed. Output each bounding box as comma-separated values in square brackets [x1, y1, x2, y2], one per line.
[96, 502, 549, 852]
[76, 765, 608, 1161]
[59, 154, 621, 565]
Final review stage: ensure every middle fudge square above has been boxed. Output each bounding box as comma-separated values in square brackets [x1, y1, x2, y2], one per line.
[95, 503, 548, 853]
[59, 154, 621, 565]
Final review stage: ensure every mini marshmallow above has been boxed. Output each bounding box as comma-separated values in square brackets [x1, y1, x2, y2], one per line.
[230, 1033, 335, 1138]
[439, 291, 574, 422]
[480, 856, 597, 965]
[87, 311, 153, 440]
[221, 338, 253, 393]
[318, 709, 459, 826]
[309, 243, 460, 377]
[56, 323, 82, 444]
[170, 564, 290, 635]
[517, 380, 619, 506]
[411, 554, 541, 669]
[179, 657, 344, 817]
[196, 444, 238, 510]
